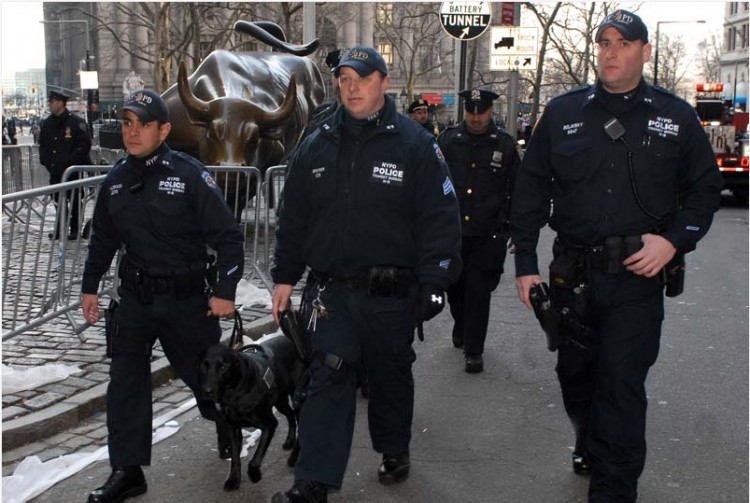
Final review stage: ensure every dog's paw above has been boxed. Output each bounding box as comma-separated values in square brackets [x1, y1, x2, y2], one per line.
[247, 465, 262, 483]
[223, 476, 240, 492]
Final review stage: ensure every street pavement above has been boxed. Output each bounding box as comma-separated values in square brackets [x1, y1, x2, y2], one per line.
[2, 198, 748, 502]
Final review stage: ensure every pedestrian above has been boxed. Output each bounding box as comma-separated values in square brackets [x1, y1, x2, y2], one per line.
[80, 89, 245, 503]
[270, 46, 462, 502]
[408, 98, 445, 137]
[509, 9, 722, 502]
[39, 90, 92, 239]
[438, 88, 521, 373]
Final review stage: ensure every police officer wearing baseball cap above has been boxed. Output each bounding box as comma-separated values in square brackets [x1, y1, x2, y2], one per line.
[511, 9, 722, 501]
[438, 88, 520, 373]
[271, 46, 461, 502]
[39, 89, 92, 239]
[82, 89, 244, 502]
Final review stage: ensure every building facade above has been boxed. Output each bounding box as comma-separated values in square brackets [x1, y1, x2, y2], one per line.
[720, 1, 749, 111]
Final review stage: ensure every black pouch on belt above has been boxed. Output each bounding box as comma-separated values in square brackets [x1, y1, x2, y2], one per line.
[104, 299, 119, 358]
[549, 254, 581, 289]
[663, 253, 685, 297]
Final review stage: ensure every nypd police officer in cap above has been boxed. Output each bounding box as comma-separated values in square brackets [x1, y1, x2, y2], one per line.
[510, 9, 722, 501]
[81, 89, 244, 502]
[438, 89, 520, 373]
[271, 46, 461, 502]
[39, 89, 92, 239]
[408, 98, 444, 137]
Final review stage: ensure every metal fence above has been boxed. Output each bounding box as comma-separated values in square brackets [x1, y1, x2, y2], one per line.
[2, 145, 48, 194]
[2, 162, 286, 341]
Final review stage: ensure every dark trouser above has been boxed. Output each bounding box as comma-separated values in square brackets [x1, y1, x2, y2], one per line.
[554, 271, 663, 503]
[447, 235, 505, 356]
[294, 280, 417, 489]
[50, 173, 81, 234]
[106, 288, 221, 467]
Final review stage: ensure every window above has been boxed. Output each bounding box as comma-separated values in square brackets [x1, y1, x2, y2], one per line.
[377, 43, 393, 65]
[377, 3, 393, 24]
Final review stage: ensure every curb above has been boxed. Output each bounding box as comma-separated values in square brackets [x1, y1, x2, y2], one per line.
[1, 315, 277, 452]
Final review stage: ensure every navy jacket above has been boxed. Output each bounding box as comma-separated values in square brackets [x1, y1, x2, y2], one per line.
[438, 122, 520, 237]
[511, 80, 723, 276]
[272, 95, 462, 289]
[39, 109, 92, 182]
[82, 144, 244, 300]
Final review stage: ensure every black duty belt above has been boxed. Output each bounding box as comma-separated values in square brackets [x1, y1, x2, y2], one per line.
[120, 264, 207, 303]
[555, 235, 643, 274]
[312, 266, 415, 298]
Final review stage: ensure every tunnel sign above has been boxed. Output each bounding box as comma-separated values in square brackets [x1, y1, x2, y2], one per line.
[440, 2, 492, 41]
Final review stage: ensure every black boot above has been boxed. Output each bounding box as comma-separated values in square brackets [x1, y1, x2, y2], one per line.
[88, 466, 147, 502]
[464, 355, 484, 374]
[572, 450, 592, 475]
[271, 480, 328, 502]
[378, 451, 410, 485]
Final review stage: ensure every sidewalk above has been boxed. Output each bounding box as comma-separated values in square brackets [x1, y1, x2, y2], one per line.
[1, 306, 277, 476]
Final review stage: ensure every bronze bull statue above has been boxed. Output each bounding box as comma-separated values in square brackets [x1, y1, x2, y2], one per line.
[162, 21, 326, 218]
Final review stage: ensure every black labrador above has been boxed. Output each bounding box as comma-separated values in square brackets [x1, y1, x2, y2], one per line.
[200, 336, 304, 491]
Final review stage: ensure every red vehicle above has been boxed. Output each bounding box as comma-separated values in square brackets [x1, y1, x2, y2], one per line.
[695, 83, 749, 202]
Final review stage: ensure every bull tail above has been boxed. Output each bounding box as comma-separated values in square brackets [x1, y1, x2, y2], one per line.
[234, 20, 319, 56]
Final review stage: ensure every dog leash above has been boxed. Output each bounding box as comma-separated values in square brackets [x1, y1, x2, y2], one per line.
[229, 310, 244, 351]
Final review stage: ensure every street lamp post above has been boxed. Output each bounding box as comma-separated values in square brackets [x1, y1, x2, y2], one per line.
[654, 19, 706, 88]
[39, 19, 95, 137]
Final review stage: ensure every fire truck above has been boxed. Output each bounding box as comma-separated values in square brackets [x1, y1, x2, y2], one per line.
[694, 83, 749, 202]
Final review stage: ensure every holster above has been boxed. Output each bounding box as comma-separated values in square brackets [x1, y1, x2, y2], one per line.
[103, 299, 119, 358]
[662, 253, 685, 297]
[280, 309, 313, 364]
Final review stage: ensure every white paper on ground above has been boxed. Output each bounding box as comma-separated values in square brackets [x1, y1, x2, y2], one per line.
[2, 363, 81, 394]
[234, 278, 272, 309]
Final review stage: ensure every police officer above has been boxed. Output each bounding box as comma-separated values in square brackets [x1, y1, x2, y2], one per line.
[271, 46, 461, 502]
[298, 48, 346, 145]
[39, 90, 92, 239]
[510, 10, 722, 502]
[80, 89, 244, 503]
[438, 88, 520, 373]
[408, 98, 445, 137]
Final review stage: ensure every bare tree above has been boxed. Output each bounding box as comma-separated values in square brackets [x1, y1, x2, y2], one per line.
[374, 2, 453, 102]
[697, 34, 723, 84]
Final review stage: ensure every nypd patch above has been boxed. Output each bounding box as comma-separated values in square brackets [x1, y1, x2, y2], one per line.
[202, 171, 217, 188]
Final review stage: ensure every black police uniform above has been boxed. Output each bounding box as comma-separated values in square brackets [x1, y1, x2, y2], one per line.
[510, 79, 722, 501]
[82, 143, 244, 467]
[438, 120, 520, 360]
[272, 95, 461, 489]
[39, 107, 91, 236]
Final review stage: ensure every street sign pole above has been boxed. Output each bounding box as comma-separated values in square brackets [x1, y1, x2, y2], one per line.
[439, 1, 492, 125]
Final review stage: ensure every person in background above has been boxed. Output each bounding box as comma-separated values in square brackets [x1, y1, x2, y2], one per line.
[510, 10, 722, 502]
[438, 88, 520, 373]
[270, 46, 461, 502]
[80, 89, 244, 503]
[38, 90, 92, 240]
[408, 98, 445, 138]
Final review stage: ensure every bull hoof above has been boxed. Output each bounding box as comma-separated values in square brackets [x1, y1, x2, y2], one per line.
[248, 465, 262, 483]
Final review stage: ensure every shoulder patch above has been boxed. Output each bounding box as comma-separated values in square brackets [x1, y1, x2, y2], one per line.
[201, 170, 217, 188]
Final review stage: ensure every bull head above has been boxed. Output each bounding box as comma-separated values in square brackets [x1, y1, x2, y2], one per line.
[177, 61, 297, 166]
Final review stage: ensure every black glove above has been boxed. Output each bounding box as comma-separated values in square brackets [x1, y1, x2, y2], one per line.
[415, 284, 445, 324]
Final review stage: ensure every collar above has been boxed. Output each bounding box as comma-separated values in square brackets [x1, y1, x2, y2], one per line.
[127, 143, 173, 171]
[582, 79, 661, 111]
[455, 120, 500, 141]
[322, 94, 400, 140]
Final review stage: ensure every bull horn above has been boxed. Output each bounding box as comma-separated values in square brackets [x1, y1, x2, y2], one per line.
[177, 61, 211, 121]
[234, 20, 319, 56]
[260, 74, 297, 128]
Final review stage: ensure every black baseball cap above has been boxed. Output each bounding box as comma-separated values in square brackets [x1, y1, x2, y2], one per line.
[459, 88, 499, 114]
[595, 9, 649, 44]
[48, 90, 69, 102]
[333, 46, 388, 77]
[119, 89, 170, 123]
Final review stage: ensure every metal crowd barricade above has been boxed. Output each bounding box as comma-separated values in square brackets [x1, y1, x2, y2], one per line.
[1, 144, 47, 194]
[2, 163, 274, 341]
[1, 175, 115, 341]
[263, 165, 288, 281]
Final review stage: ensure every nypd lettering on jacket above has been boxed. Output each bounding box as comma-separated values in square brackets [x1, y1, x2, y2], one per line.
[647, 116, 680, 138]
[370, 161, 404, 186]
